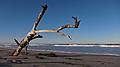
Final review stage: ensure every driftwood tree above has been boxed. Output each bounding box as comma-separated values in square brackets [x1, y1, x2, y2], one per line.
[12, 4, 80, 56]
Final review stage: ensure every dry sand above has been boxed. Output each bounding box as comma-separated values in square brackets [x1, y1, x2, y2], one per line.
[0, 47, 120, 67]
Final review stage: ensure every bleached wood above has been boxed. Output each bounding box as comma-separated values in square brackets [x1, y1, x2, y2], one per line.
[12, 4, 48, 56]
[11, 4, 80, 56]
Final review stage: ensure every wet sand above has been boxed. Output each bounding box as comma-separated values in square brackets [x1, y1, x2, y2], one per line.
[0, 47, 120, 67]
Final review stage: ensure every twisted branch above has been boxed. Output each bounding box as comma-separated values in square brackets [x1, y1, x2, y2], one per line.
[11, 3, 80, 56]
[34, 16, 80, 39]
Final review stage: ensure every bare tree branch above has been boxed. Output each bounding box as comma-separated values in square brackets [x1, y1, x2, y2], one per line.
[11, 4, 48, 56]
[34, 16, 80, 39]
[35, 29, 57, 33]
[57, 32, 72, 40]
[57, 16, 80, 32]
[14, 39, 20, 46]
[11, 4, 80, 56]
[35, 16, 80, 33]
[32, 4, 48, 30]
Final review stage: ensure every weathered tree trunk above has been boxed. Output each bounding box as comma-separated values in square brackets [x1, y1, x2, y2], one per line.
[12, 4, 48, 56]
[11, 4, 80, 56]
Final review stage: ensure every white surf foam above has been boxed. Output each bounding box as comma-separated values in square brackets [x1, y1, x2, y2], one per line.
[53, 44, 120, 48]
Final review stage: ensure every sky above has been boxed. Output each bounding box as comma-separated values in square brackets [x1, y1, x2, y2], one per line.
[0, 0, 120, 44]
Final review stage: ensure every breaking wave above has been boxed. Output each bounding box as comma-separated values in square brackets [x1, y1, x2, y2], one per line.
[53, 44, 120, 48]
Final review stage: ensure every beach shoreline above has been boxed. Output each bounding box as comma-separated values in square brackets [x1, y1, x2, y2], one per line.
[0, 47, 120, 67]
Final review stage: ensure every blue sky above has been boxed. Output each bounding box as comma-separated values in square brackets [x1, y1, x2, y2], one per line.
[0, 0, 120, 44]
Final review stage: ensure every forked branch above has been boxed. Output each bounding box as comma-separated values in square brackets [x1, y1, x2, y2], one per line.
[35, 16, 80, 39]
[11, 4, 80, 56]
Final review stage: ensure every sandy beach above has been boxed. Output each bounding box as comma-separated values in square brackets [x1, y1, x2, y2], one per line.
[0, 47, 120, 67]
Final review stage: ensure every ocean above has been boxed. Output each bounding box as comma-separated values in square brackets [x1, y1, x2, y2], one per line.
[1, 44, 120, 56]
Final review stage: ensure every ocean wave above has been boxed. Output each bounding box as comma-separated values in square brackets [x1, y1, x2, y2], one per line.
[53, 45, 120, 48]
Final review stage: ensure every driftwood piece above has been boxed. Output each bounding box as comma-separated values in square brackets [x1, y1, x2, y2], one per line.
[12, 4, 48, 56]
[11, 4, 80, 56]
[35, 16, 80, 39]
